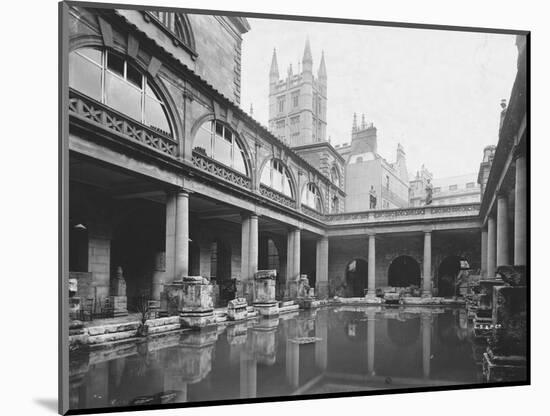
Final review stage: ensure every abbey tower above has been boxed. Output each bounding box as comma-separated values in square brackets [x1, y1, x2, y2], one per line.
[268, 39, 327, 147]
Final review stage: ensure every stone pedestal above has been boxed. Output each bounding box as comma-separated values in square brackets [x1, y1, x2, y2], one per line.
[482, 285, 527, 382]
[227, 298, 248, 321]
[253, 270, 279, 317]
[69, 297, 81, 320]
[109, 296, 128, 317]
[252, 321, 278, 365]
[164, 277, 215, 329]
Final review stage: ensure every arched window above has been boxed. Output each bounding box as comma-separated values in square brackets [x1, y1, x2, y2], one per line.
[193, 121, 248, 175]
[148, 12, 194, 49]
[69, 48, 172, 135]
[330, 166, 340, 187]
[302, 183, 323, 212]
[260, 159, 293, 197]
[331, 196, 339, 213]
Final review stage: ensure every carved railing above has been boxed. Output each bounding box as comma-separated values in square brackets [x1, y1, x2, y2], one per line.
[301, 205, 325, 221]
[259, 184, 296, 209]
[325, 203, 480, 224]
[69, 89, 178, 157]
[192, 151, 252, 190]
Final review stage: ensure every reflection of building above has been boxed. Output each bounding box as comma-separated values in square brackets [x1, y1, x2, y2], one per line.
[335, 116, 410, 210]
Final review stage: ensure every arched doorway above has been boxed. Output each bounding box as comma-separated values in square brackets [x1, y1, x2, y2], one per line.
[346, 259, 368, 297]
[437, 256, 466, 297]
[388, 255, 421, 288]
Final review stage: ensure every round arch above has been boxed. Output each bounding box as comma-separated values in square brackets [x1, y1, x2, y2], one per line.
[300, 181, 325, 213]
[388, 255, 421, 287]
[190, 117, 253, 176]
[330, 163, 342, 187]
[345, 258, 368, 297]
[68, 44, 182, 140]
[437, 255, 468, 297]
[258, 157, 297, 199]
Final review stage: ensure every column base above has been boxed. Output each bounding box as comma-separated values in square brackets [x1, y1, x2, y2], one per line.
[421, 290, 433, 298]
[365, 293, 383, 304]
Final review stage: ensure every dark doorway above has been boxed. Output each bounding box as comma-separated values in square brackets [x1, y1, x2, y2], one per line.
[346, 259, 368, 297]
[211, 239, 233, 305]
[437, 256, 463, 297]
[388, 255, 421, 287]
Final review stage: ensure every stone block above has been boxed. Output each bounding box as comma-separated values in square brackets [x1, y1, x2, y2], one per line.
[254, 302, 279, 317]
[227, 297, 248, 321]
[253, 278, 276, 304]
[180, 311, 215, 329]
[87, 329, 138, 345]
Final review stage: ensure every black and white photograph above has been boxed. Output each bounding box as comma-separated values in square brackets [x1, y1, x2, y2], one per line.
[58, 1, 529, 414]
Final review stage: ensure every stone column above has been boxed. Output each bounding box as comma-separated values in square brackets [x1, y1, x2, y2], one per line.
[487, 216, 497, 278]
[315, 236, 329, 299]
[293, 229, 301, 281]
[480, 228, 488, 278]
[174, 190, 189, 280]
[422, 231, 432, 297]
[240, 214, 250, 297]
[514, 153, 527, 266]
[496, 192, 509, 267]
[422, 313, 431, 379]
[248, 214, 259, 280]
[367, 234, 376, 298]
[286, 230, 295, 286]
[165, 193, 177, 282]
[367, 310, 376, 375]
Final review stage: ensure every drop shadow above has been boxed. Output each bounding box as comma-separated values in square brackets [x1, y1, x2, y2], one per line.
[34, 398, 58, 413]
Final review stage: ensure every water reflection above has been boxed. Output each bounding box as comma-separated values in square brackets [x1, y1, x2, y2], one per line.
[70, 307, 501, 410]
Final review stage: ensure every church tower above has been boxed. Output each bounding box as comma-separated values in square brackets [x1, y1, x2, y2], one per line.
[268, 39, 327, 147]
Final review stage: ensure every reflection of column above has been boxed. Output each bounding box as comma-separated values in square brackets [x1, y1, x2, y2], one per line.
[367, 234, 376, 297]
[315, 310, 328, 371]
[496, 193, 509, 267]
[315, 236, 329, 299]
[514, 153, 527, 266]
[286, 340, 300, 388]
[480, 228, 488, 278]
[422, 231, 432, 297]
[367, 311, 376, 375]
[239, 350, 257, 399]
[422, 314, 432, 379]
[487, 216, 497, 278]
[174, 190, 189, 279]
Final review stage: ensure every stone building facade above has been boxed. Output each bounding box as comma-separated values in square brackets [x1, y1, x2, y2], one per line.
[268, 40, 327, 147]
[65, 4, 525, 311]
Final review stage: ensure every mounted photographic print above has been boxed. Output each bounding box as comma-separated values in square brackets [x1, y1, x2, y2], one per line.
[59, 1, 530, 414]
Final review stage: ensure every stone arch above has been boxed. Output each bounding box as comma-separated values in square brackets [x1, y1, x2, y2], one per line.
[388, 255, 421, 287]
[300, 181, 326, 213]
[345, 258, 369, 297]
[258, 157, 298, 199]
[68, 43, 183, 141]
[189, 115, 253, 177]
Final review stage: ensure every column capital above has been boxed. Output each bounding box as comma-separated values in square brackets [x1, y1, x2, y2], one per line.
[423, 230, 432, 235]
[512, 144, 526, 161]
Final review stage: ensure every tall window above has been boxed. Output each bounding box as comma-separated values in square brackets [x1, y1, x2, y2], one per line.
[330, 166, 340, 187]
[302, 183, 323, 212]
[277, 96, 285, 113]
[260, 159, 293, 197]
[69, 48, 172, 135]
[292, 91, 299, 108]
[149, 12, 192, 48]
[193, 121, 248, 174]
[385, 175, 390, 190]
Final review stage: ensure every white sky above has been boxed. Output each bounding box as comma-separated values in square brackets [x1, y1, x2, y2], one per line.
[239, 18, 518, 179]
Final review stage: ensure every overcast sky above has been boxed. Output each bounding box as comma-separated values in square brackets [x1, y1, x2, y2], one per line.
[239, 18, 518, 179]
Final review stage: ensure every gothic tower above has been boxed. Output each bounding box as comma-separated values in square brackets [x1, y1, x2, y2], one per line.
[268, 39, 327, 147]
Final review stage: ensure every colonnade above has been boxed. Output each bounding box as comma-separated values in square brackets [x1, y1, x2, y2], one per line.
[481, 150, 527, 277]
